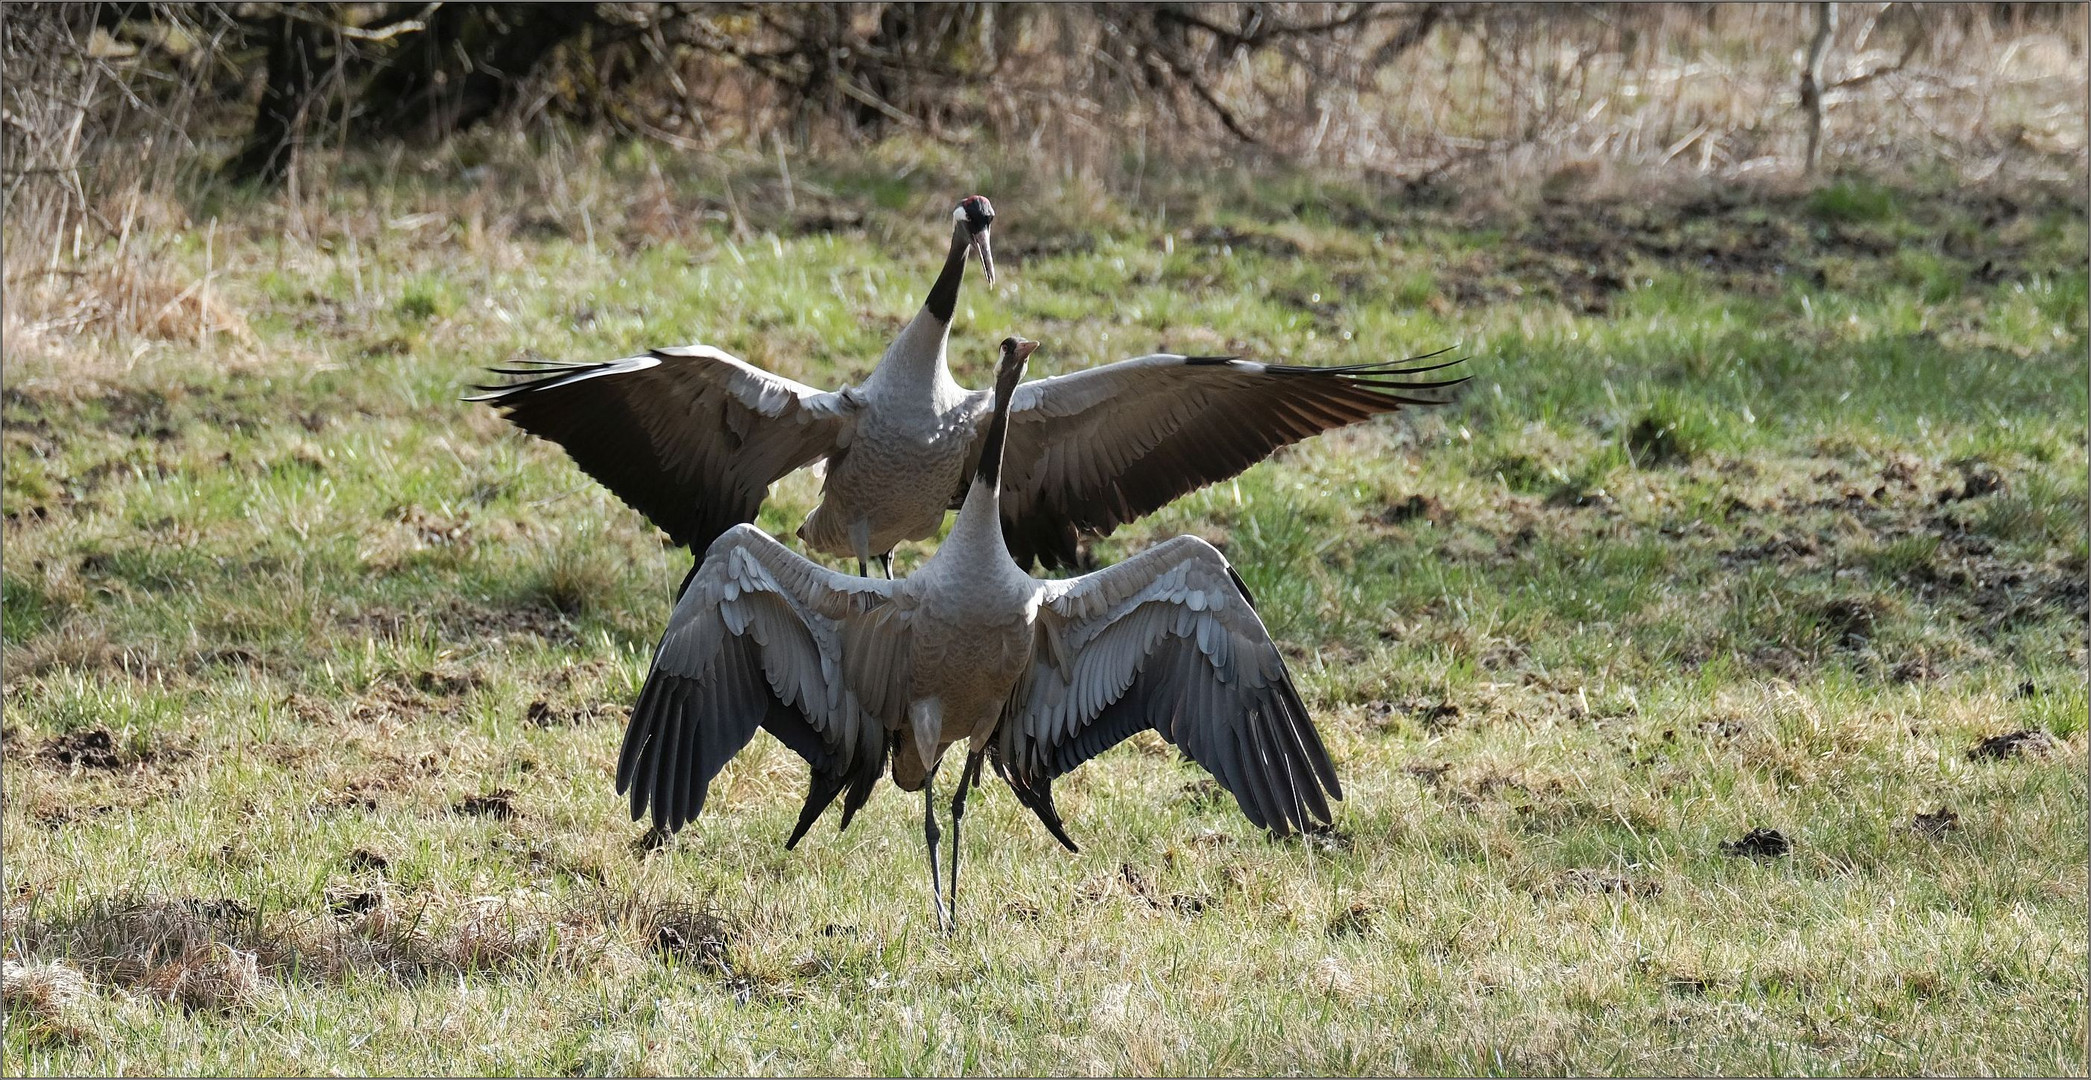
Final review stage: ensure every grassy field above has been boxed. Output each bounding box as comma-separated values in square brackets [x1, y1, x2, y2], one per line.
[3, 139, 2086, 1074]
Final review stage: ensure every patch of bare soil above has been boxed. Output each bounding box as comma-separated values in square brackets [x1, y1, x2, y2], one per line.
[1719, 827, 1791, 858]
[524, 698, 621, 727]
[640, 902, 797, 1004]
[1178, 777, 1224, 809]
[1911, 807, 1961, 839]
[1070, 863, 1208, 917]
[1379, 493, 1447, 526]
[452, 789, 519, 819]
[348, 599, 577, 647]
[1718, 460, 2085, 665]
[1324, 899, 1378, 937]
[35, 729, 124, 770]
[1626, 417, 1693, 467]
[1438, 183, 2065, 317]
[344, 849, 390, 874]
[1937, 462, 2008, 503]
[1381, 697, 1464, 734]
[409, 666, 484, 697]
[1966, 729, 2059, 761]
[1168, 892, 1212, 916]
[9, 887, 738, 999]
[31, 727, 183, 774]
[1817, 597, 1882, 648]
[1404, 761, 1452, 787]
[649, 905, 732, 971]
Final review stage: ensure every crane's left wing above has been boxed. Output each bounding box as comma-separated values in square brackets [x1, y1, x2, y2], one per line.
[617, 524, 893, 845]
[471, 345, 855, 556]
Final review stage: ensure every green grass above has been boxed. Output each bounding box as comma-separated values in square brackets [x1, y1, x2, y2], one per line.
[4, 141, 2086, 1074]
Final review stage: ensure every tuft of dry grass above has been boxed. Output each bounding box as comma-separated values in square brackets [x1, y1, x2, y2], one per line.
[3, 254, 256, 370]
[2, 959, 89, 1015]
[4, 887, 740, 1007]
[134, 941, 271, 1014]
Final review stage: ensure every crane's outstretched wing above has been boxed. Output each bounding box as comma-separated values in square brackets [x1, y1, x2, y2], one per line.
[617, 524, 893, 845]
[983, 351, 1465, 569]
[471, 345, 856, 554]
[995, 536, 1340, 849]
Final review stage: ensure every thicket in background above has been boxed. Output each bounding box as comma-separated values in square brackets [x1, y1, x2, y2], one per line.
[3, 2, 2084, 334]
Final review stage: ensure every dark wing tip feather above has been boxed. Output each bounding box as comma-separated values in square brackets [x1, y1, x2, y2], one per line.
[468, 362, 614, 405]
[1263, 347, 1463, 378]
[785, 773, 846, 849]
[994, 761, 1081, 852]
[1343, 373, 1472, 391]
[1224, 565, 1259, 610]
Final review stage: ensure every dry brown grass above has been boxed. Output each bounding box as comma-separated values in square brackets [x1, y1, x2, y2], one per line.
[3, 886, 743, 1009]
[6, 259, 253, 352]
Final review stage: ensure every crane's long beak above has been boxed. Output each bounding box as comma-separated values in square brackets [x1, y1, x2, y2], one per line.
[971, 229, 996, 287]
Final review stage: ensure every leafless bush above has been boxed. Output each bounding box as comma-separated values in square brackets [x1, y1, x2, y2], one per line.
[2, 5, 253, 360]
[2, 6, 239, 261]
[2, 3, 2084, 275]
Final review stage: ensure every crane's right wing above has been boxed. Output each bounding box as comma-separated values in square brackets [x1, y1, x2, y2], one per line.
[989, 351, 1464, 569]
[995, 536, 1341, 848]
[617, 524, 893, 845]
[471, 345, 856, 553]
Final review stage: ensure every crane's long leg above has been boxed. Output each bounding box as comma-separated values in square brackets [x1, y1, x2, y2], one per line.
[922, 778, 950, 932]
[878, 553, 894, 579]
[946, 748, 985, 928]
[850, 519, 876, 579]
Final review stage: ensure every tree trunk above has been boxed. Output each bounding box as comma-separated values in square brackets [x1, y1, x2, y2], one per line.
[224, 5, 331, 184]
[1800, 2, 1837, 175]
[355, 4, 598, 142]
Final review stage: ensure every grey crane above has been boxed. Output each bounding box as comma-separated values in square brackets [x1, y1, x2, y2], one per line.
[616, 336, 1342, 928]
[472, 195, 997, 582]
[471, 198, 1465, 581]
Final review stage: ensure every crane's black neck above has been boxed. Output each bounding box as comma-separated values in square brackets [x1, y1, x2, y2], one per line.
[922, 224, 969, 325]
[974, 380, 1015, 490]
